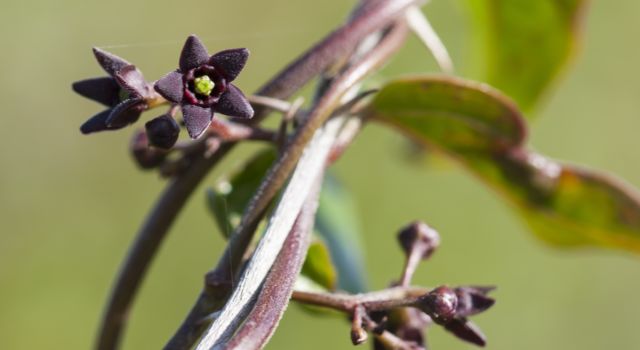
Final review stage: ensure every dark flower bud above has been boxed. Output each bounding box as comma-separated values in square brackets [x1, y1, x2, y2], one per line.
[383, 307, 431, 349]
[130, 129, 168, 169]
[397, 221, 440, 260]
[417, 286, 458, 324]
[145, 115, 180, 149]
[454, 286, 496, 317]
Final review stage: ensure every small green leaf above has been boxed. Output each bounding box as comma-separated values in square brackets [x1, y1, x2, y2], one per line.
[368, 76, 640, 253]
[207, 148, 277, 237]
[301, 237, 337, 291]
[316, 174, 368, 293]
[465, 0, 588, 111]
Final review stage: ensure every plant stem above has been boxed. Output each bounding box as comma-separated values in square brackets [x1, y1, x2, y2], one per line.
[291, 287, 429, 313]
[250, 0, 419, 123]
[196, 19, 408, 350]
[195, 114, 346, 349]
[399, 245, 424, 287]
[215, 18, 410, 289]
[95, 147, 232, 350]
[224, 176, 323, 350]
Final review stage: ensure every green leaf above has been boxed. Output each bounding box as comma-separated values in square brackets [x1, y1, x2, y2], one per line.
[316, 174, 368, 293]
[301, 237, 337, 291]
[465, 0, 588, 111]
[207, 148, 277, 238]
[368, 76, 640, 253]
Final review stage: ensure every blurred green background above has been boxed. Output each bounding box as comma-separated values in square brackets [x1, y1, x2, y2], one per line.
[1, 0, 639, 349]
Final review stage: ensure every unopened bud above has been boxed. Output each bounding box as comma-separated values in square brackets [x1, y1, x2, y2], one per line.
[397, 221, 440, 260]
[130, 129, 168, 169]
[417, 286, 457, 324]
[145, 114, 180, 149]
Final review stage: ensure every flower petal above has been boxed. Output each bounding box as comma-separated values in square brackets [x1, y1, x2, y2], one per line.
[209, 48, 249, 82]
[154, 71, 184, 103]
[106, 98, 145, 128]
[115, 65, 150, 98]
[214, 84, 254, 119]
[80, 109, 113, 134]
[182, 105, 213, 138]
[145, 115, 180, 149]
[443, 319, 486, 347]
[455, 287, 495, 317]
[179, 35, 209, 72]
[72, 77, 120, 107]
[93, 47, 131, 77]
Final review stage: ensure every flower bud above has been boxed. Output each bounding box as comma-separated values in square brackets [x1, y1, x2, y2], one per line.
[397, 221, 440, 260]
[417, 286, 458, 324]
[145, 115, 180, 149]
[130, 129, 168, 169]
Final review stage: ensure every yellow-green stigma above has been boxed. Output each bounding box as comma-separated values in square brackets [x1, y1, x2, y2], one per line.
[194, 75, 215, 96]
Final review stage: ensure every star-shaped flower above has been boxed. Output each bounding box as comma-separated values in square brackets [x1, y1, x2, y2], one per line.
[154, 35, 254, 139]
[72, 48, 154, 134]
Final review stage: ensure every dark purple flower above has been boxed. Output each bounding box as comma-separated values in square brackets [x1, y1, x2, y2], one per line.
[73, 48, 154, 134]
[154, 35, 254, 139]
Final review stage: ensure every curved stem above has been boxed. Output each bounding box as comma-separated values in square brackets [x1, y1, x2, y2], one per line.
[195, 20, 409, 350]
[225, 176, 323, 350]
[250, 0, 419, 122]
[164, 17, 409, 350]
[223, 19, 410, 275]
[96, 146, 233, 350]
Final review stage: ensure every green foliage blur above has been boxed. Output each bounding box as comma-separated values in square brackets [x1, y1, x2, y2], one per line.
[0, 1, 639, 349]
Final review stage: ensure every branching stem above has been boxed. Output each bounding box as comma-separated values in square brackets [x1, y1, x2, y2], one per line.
[291, 287, 429, 313]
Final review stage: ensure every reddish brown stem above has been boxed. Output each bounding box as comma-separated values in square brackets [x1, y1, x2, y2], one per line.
[224, 176, 323, 350]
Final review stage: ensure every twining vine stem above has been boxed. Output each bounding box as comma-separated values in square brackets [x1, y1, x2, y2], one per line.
[224, 177, 323, 350]
[167, 17, 409, 350]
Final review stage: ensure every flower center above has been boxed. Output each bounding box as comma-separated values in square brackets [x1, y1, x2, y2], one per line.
[194, 75, 215, 96]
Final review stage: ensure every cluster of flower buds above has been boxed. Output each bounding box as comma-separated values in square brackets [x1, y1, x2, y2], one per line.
[72, 35, 254, 157]
[369, 221, 495, 349]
